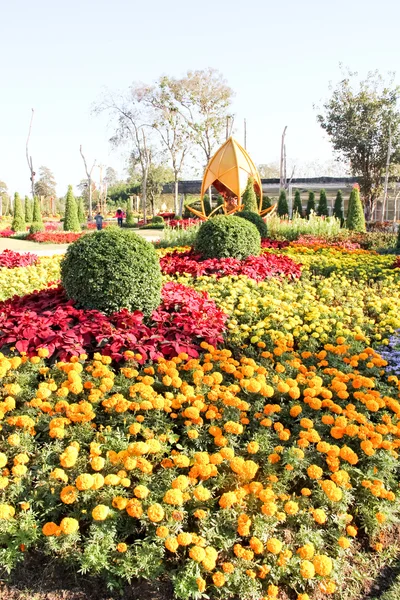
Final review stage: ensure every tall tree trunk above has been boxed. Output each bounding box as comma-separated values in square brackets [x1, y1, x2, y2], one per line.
[142, 170, 148, 224]
[88, 178, 92, 220]
[382, 125, 392, 223]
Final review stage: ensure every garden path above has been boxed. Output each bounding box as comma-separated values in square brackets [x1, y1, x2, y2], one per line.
[0, 229, 164, 255]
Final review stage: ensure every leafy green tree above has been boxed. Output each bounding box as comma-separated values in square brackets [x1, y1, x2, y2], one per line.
[346, 185, 366, 232]
[215, 194, 224, 214]
[317, 70, 400, 219]
[262, 195, 272, 211]
[317, 189, 329, 216]
[258, 163, 280, 178]
[24, 196, 33, 222]
[34, 166, 57, 198]
[242, 177, 259, 213]
[77, 198, 85, 223]
[64, 185, 81, 232]
[126, 198, 135, 226]
[277, 190, 289, 217]
[203, 195, 212, 216]
[333, 190, 344, 224]
[11, 193, 25, 232]
[293, 190, 303, 216]
[306, 191, 316, 218]
[32, 196, 43, 225]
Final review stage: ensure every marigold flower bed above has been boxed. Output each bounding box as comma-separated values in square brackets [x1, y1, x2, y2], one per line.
[160, 250, 301, 280]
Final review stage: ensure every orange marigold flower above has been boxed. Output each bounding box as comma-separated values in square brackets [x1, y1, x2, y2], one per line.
[60, 486, 78, 505]
[189, 545, 206, 562]
[307, 464, 323, 479]
[147, 503, 165, 522]
[92, 504, 109, 521]
[300, 560, 315, 579]
[266, 538, 283, 554]
[60, 517, 79, 535]
[212, 572, 225, 587]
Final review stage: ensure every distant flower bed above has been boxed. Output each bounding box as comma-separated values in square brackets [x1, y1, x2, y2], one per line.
[291, 235, 362, 251]
[166, 218, 201, 229]
[0, 229, 16, 238]
[261, 238, 290, 249]
[160, 249, 301, 280]
[44, 222, 62, 231]
[0, 250, 38, 269]
[26, 231, 83, 244]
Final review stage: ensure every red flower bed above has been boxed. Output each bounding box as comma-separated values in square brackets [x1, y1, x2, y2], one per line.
[160, 250, 301, 281]
[44, 222, 62, 231]
[0, 229, 16, 238]
[26, 231, 83, 244]
[0, 250, 38, 269]
[0, 282, 227, 362]
[392, 256, 400, 269]
[261, 238, 290, 249]
[159, 212, 175, 219]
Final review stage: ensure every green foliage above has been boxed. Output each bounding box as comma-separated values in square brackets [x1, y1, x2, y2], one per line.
[293, 190, 303, 216]
[11, 193, 25, 232]
[24, 196, 33, 222]
[63, 185, 81, 232]
[195, 214, 261, 259]
[77, 197, 85, 223]
[241, 176, 259, 213]
[262, 195, 272, 211]
[155, 223, 202, 249]
[29, 221, 44, 234]
[334, 190, 344, 224]
[32, 197, 43, 224]
[346, 187, 366, 232]
[277, 189, 289, 217]
[267, 213, 341, 241]
[235, 210, 268, 238]
[151, 216, 164, 224]
[317, 189, 329, 217]
[306, 191, 316, 218]
[203, 195, 211, 216]
[125, 202, 136, 226]
[397, 225, 400, 249]
[215, 194, 224, 214]
[61, 228, 162, 315]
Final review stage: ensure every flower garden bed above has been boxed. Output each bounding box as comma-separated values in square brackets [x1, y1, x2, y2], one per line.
[0, 238, 400, 600]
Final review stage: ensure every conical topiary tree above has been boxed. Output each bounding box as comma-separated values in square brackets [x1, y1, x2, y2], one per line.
[242, 177, 259, 213]
[203, 195, 212, 216]
[11, 193, 25, 232]
[64, 185, 81, 232]
[277, 190, 289, 217]
[126, 199, 135, 226]
[24, 196, 33, 222]
[77, 198, 85, 224]
[32, 196, 44, 225]
[293, 190, 303, 216]
[306, 191, 316, 218]
[346, 185, 366, 232]
[333, 190, 344, 225]
[317, 189, 329, 217]
[262, 195, 272, 212]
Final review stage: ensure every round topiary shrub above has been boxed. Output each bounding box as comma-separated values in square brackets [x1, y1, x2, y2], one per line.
[194, 215, 261, 259]
[61, 228, 162, 315]
[29, 222, 44, 234]
[152, 215, 164, 224]
[235, 210, 268, 238]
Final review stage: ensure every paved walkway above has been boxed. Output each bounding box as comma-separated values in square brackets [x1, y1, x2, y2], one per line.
[0, 229, 164, 255]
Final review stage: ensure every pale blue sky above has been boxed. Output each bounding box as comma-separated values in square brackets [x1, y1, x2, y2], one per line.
[1, 0, 400, 196]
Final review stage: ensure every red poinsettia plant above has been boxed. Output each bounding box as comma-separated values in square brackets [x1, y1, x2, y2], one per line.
[0, 250, 38, 268]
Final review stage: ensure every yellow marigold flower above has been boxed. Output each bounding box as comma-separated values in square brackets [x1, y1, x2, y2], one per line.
[7, 434, 20, 447]
[376, 512, 386, 524]
[75, 474, 94, 491]
[266, 538, 283, 554]
[247, 441, 259, 454]
[297, 543, 315, 560]
[222, 562, 235, 574]
[212, 572, 225, 587]
[165, 536, 179, 552]
[0, 453, 7, 468]
[20, 502, 30, 510]
[90, 456, 105, 471]
[0, 504, 15, 520]
[249, 537, 264, 554]
[346, 525, 358, 537]
[313, 508, 327, 524]
[163, 488, 184, 505]
[300, 560, 315, 579]
[307, 464, 323, 479]
[112, 496, 128, 510]
[319, 579, 336, 594]
[177, 532, 193, 546]
[156, 526, 169, 538]
[116, 542, 128, 553]
[147, 503, 165, 522]
[92, 504, 110, 521]
[60, 486, 78, 505]
[193, 486, 211, 501]
[171, 475, 190, 491]
[284, 500, 299, 515]
[338, 536, 351, 549]
[267, 584, 279, 598]
[313, 554, 333, 576]
[297, 594, 310, 600]
[196, 577, 206, 592]
[104, 474, 120, 486]
[60, 517, 79, 535]
[42, 522, 60, 536]
[91, 473, 105, 490]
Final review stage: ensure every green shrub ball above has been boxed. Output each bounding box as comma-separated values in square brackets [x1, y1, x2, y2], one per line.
[235, 210, 268, 238]
[61, 228, 162, 315]
[194, 215, 261, 259]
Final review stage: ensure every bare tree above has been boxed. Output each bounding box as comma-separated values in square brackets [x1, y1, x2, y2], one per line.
[93, 88, 153, 224]
[280, 126, 295, 191]
[80, 146, 96, 220]
[26, 109, 36, 198]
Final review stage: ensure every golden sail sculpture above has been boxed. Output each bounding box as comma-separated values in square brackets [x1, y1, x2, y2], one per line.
[188, 137, 275, 219]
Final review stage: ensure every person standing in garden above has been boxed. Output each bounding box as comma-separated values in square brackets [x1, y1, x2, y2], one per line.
[116, 208, 124, 227]
[95, 211, 104, 231]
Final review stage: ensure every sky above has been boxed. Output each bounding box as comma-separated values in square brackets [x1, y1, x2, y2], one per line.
[1, 0, 400, 197]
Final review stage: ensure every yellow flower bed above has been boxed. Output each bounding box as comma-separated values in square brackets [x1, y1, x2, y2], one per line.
[0, 256, 62, 302]
[0, 339, 399, 599]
